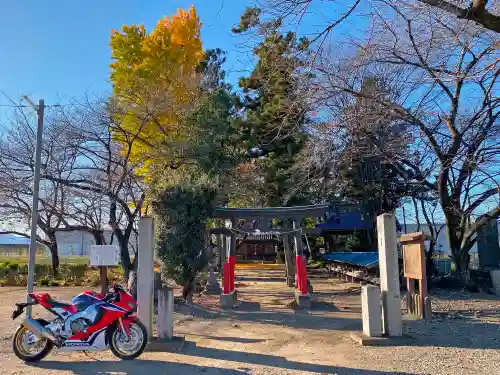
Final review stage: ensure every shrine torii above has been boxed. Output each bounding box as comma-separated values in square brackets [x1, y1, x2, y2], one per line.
[210, 204, 332, 309]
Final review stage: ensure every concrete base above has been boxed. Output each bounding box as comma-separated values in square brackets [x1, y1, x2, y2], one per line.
[294, 291, 311, 309]
[205, 273, 222, 295]
[147, 336, 185, 352]
[349, 332, 408, 347]
[219, 291, 237, 308]
[490, 270, 500, 295]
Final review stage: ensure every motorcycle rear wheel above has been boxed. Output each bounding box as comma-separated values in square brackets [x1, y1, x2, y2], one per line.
[12, 319, 54, 362]
[109, 320, 148, 360]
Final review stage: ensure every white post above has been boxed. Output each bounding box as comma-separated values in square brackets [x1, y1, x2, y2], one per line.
[361, 285, 382, 337]
[377, 213, 402, 336]
[138, 216, 154, 338]
[157, 288, 174, 339]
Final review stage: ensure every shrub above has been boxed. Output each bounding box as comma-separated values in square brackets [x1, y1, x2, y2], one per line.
[39, 277, 50, 286]
[153, 185, 216, 300]
[8, 262, 20, 271]
[50, 280, 61, 287]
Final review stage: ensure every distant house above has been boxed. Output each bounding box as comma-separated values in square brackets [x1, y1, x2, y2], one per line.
[53, 229, 138, 257]
[0, 234, 46, 256]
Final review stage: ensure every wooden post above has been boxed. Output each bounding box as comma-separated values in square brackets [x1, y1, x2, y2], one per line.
[157, 288, 174, 340]
[100, 266, 108, 295]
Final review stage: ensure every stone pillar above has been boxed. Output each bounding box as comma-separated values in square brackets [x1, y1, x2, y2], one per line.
[377, 213, 402, 337]
[283, 234, 295, 287]
[157, 287, 174, 339]
[138, 216, 154, 339]
[361, 285, 382, 337]
[219, 235, 227, 276]
[491, 270, 500, 295]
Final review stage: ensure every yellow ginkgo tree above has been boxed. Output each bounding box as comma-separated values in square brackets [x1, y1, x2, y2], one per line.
[109, 6, 205, 182]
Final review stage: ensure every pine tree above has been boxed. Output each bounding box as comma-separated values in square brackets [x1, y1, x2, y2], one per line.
[234, 29, 312, 206]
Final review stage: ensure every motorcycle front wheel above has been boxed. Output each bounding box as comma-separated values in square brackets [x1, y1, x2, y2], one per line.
[109, 320, 148, 360]
[12, 319, 53, 362]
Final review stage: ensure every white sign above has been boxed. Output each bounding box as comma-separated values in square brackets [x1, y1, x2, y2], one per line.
[90, 245, 120, 266]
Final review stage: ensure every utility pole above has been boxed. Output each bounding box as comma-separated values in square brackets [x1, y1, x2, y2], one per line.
[24, 97, 44, 317]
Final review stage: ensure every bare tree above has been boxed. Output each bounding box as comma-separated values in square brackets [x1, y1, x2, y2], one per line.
[315, 2, 499, 278]
[0, 107, 80, 275]
[42, 98, 146, 281]
[258, 0, 500, 36]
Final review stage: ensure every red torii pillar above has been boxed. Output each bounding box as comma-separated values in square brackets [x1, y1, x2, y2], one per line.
[221, 218, 237, 307]
[293, 219, 311, 308]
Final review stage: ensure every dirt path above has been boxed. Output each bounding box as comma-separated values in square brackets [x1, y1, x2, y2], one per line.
[0, 266, 499, 374]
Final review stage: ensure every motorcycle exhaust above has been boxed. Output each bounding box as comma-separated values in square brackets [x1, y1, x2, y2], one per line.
[21, 317, 61, 347]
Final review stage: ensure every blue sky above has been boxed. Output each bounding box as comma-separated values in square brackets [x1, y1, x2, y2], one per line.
[0, 1, 254, 110]
[0, 0, 369, 112]
[2, 1, 463, 228]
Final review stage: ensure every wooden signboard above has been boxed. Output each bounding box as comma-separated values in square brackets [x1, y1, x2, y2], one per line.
[402, 242, 425, 280]
[90, 245, 120, 267]
[399, 232, 430, 319]
[90, 245, 120, 294]
[400, 232, 428, 280]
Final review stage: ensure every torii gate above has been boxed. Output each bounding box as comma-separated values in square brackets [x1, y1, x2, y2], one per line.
[210, 204, 332, 308]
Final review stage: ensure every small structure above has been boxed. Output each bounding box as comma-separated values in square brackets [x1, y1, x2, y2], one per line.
[399, 232, 431, 320]
[322, 252, 379, 284]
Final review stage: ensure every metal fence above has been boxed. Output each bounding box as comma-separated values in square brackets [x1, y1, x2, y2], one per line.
[434, 258, 452, 275]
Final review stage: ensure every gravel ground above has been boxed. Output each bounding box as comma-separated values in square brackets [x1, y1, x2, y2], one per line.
[0, 268, 499, 374]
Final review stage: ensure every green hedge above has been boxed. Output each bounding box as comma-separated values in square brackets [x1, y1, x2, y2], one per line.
[0, 261, 102, 286]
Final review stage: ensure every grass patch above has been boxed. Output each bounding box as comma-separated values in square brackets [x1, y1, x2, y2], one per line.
[0, 255, 89, 265]
[308, 260, 326, 269]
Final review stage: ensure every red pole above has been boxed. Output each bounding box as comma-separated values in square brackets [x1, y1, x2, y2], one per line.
[301, 255, 308, 294]
[223, 262, 231, 294]
[229, 256, 235, 292]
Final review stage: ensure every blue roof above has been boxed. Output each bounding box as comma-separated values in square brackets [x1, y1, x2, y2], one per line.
[316, 212, 373, 231]
[315, 211, 403, 232]
[322, 252, 379, 267]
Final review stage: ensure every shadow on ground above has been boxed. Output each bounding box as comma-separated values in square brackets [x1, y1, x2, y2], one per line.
[31, 360, 248, 374]
[186, 334, 267, 343]
[402, 318, 500, 350]
[32, 356, 415, 375]
[181, 302, 362, 331]
[181, 341, 414, 374]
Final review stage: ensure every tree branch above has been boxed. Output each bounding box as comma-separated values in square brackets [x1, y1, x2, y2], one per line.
[418, 0, 500, 33]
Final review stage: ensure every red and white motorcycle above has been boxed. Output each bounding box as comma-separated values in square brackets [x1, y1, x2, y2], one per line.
[11, 283, 147, 362]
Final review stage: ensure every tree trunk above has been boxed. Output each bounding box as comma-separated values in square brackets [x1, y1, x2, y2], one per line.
[183, 276, 196, 303]
[49, 244, 59, 278]
[127, 270, 137, 300]
[444, 209, 468, 280]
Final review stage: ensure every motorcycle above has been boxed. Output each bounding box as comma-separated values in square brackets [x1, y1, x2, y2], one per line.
[11, 283, 148, 362]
